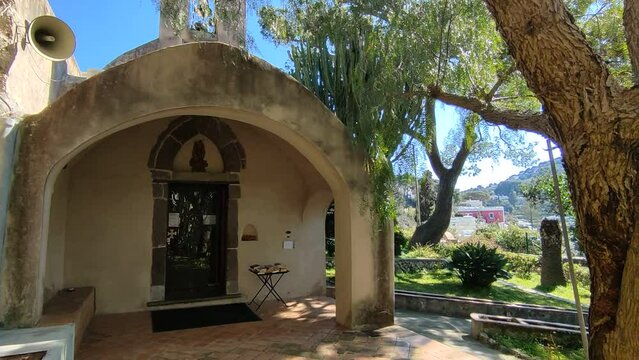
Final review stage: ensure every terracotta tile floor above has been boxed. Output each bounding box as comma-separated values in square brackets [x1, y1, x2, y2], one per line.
[77, 297, 480, 359]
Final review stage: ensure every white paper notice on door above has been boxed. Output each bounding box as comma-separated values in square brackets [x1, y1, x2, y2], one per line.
[168, 213, 180, 227]
[203, 215, 216, 225]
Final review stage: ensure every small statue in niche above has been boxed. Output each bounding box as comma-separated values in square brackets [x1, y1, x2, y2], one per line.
[189, 140, 208, 172]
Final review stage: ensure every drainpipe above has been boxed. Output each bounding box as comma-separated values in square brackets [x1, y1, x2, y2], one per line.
[546, 139, 589, 357]
[412, 146, 421, 224]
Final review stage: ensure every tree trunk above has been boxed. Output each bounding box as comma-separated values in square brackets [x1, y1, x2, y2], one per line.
[540, 219, 566, 287]
[410, 170, 457, 246]
[483, 1, 639, 358]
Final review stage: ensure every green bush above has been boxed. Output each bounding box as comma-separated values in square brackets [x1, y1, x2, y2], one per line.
[394, 231, 409, 257]
[496, 225, 539, 254]
[433, 243, 459, 258]
[501, 251, 539, 277]
[403, 244, 441, 258]
[448, 243, 510, 288]
[475, 225, 501, 240]
[563, 263, 591, 288]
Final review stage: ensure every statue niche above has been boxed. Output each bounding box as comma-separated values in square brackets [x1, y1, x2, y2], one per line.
[189, 139, 209, 172]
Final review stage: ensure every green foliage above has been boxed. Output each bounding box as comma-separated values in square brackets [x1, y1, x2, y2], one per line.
[153, 0, 254, 44]
[487, 331, 586, 360]
[448, 243, 510, 288]
[500, 251, 539, 277]
[260, 1, 423, 221]
[419, 170, 437, 222]
[521, 173, 574, 217]
[508, 273, 591, 305]
[394, 231, 409, 257]
[495, 225, 539, 254]
[259, 0, 538, 223]
[563, 263, 591, 288]
[433, 243, 460, 258]
[568, 0, 631, 86]
[325, 202, 335, 257]
[402, 243, 462, 259]
[475, 225, 501, 241]
[403, 244, 442, 259]
[325, 237, 335, 258]
[461, 190, 491, 203]
[394, 269, 574, 308]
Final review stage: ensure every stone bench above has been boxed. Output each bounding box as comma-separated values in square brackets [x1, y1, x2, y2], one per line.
[38, 287, 95, 352]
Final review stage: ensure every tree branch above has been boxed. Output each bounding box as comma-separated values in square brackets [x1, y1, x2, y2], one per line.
[450, 133, 471, 175]
[624, 0, 639, 84]
[424, 98, 447, 177]
[483, 0, 616, 141]
[427, 85, 557, 140]
[390, 137, 414, 163]
[485, 63, 517, 102]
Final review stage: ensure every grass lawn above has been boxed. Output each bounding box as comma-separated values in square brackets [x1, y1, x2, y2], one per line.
[508, 273, 590, 305]
[394, 270, 574, 308]
[327, 268, 576, 308]
[488, 331, 586, 360]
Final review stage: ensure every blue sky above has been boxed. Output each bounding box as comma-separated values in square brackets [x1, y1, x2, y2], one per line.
[48, 0, 554, 190]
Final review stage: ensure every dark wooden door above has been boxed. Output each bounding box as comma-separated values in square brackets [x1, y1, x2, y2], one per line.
[165, 183, 227, 300]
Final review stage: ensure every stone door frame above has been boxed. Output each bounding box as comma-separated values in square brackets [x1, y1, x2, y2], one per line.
[146, 116, 245, 302]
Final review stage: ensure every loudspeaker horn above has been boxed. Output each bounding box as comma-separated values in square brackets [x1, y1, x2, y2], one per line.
[27, 15, 76, 61]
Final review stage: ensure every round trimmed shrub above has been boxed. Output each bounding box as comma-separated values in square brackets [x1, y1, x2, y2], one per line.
[449, 243, 511, 288]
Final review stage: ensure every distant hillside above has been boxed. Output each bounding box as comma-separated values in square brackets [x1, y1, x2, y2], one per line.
[463, 158, 564, 196]
[502, 158, 564, 183]
[459, 158, 565, 216]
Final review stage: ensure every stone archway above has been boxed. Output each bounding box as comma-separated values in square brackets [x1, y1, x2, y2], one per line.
[0, 42, 393, 330]
[147, 115, 246, 302]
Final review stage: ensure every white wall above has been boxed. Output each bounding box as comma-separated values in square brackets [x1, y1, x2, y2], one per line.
[234, 124, 330, 299]
[63, 121, 160, 314]
[56, 118, 330, 314]
[3, 0, 81, 115]
[43, 167, 69, 303]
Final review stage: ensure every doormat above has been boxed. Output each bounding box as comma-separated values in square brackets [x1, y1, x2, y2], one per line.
[151, 303, 261, 332]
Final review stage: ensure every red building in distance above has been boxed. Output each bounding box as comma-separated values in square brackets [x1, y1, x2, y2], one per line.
[456, 206, 505, 224]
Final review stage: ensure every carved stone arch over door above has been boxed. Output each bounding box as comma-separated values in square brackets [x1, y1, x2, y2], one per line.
[147, 115, 246, 302]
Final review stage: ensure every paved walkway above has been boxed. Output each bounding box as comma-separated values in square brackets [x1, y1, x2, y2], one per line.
[395, 309, 517, 360]
[76, 297, 507, 359]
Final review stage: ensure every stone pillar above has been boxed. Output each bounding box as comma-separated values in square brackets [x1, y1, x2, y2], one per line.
[540, 218, 566, 287]
[149, 181, 169, 301]
[159, 0, 189, 47]
[226, 183, 240, 294]
[215, 0, 246, 47]
[334, 189, 394, 330]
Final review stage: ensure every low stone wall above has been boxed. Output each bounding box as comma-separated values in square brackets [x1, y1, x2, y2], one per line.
[394, 290, 588, 325]
[325, 286, 587, 326]
[394, 258, 447, 273]
[326, 258, 447, 273]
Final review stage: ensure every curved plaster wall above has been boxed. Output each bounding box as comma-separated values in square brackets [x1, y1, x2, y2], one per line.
[1, 42, 393, 329]
[47, 118, 329, 314]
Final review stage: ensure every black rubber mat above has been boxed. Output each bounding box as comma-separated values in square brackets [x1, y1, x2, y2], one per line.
[151, 303, 261, 332]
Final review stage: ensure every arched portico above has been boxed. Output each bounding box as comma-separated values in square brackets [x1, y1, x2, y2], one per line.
[0, 42, 393, 329]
